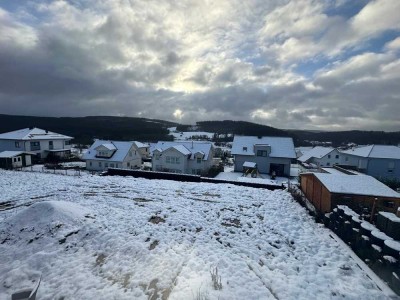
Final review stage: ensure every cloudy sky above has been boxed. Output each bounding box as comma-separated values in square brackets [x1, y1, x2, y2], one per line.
[0, 0, 399, 131]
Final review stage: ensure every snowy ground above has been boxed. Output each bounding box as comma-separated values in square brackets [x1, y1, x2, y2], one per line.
[0, 170, 392, 299]
[216, 166, 298, 186]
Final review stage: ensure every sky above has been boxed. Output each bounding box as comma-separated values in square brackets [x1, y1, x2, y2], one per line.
[0, 0, 399, 131]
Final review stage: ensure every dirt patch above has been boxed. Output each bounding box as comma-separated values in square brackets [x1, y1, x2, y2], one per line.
[133, 198, 152, 202]
[221, 218, 241, 228]
[30, 194, 55, 200]
[59, 230, 80, 244]
[83, 192, 98, 197]
[149, 216, 165, 224]
[149, 240, 159, 250]
[95, 253, 106, 266]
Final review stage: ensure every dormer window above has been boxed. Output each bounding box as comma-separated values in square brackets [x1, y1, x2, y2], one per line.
[243, 147, 247, 152]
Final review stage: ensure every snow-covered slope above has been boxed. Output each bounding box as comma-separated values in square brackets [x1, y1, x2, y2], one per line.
[0, 170, 390, 299]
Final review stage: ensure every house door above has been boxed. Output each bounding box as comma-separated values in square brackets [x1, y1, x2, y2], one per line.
[270, 163, 285, 176]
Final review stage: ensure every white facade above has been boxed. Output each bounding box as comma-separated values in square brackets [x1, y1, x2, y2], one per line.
[151, 141, 214, 175]
[0, 128, 73, 159]
[83, 140, 144, 172]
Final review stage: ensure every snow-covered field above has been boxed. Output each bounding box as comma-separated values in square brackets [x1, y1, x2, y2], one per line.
[0, 170, 391, 299]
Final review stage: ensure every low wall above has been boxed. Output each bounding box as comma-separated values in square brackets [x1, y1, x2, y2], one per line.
[105, 168, 284, 190]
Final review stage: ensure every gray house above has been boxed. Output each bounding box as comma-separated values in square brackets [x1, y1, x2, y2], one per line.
[340, 145, 400, 180]
[298, 146, 342, 168]
[231, 136, 296, 176]
[151, 141, 214, 175]
[0, 128, 73, 159]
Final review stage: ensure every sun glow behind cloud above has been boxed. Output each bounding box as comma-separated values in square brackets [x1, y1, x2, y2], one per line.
[0, 0, 399, 130]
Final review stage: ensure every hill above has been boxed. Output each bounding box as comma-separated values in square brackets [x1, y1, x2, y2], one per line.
[0, 114, 176, 144]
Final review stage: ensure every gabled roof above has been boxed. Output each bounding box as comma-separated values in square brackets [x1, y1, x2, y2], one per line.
[0, 151, 35, 158]
[298, 147, 335, 163]
[133, 141, 149, 149]
[314, 173, 400, 198]
[341, 145, 400, 159]
[95, 143, 117, 151]
[0, 128, 73, 140]
[150, 141, 213, 160]
[231, 136, 296, 158]
[170, 145, 192, 155]
[82, 140, 136, 162]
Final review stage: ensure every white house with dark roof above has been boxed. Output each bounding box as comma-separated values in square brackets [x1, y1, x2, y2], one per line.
[83, 140, 148, 172]
[340, 145, 400, 179]
[0, 127, 73, 159]
[231, 136, 296, 176]
[298, 146, 341, 168]
[151, 141, 214, 175]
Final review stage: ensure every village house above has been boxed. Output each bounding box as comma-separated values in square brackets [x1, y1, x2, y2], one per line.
[300, 171, 400, 215]
[0, 127, 73, 160]
[231, 136, 296, 177]
[298, 146, 342, 170]
[151, 141, 214, 175]
[339, 145, 400, 180]
[83, 140, 149, 172]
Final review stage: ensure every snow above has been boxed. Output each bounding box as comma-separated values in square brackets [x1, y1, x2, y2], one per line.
[314, 173, 400, 198]
[378, 211, 400, 223]
[361, 221, 376, 232]
[215, 170, 294, 186]
[341, 145, 400, 159]
[384, 240, 400, 252]
[0, 170, 393, 299]
[0, 127, 72, 140]
[298, 147, 334, 163]
[168, 128, 214, 141]
[371, 230, 392, 241]
[83, 140, 136, 162]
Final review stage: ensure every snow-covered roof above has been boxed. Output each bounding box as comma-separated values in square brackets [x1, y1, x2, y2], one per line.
[231, 136, 296, 158]
[95, 143, 117, 151]
[298, 147, 335, 163]
[0, 128, 73, 140]
[341, 145, 400, 159]
[0, 151, 34, 158]
[82, 140, 135, 162]
[133, 141, 149, 149]
[314, 173, 400, 198]
[150, 141, 213, 160]
[243, 161, 257, 168]
[171, 145, 192, 155]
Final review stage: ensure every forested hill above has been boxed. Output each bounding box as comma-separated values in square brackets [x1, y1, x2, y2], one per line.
[178, 120, 289, 137]
[1, 114, 399, 146]
[287, 129, 400, 147]
[0, 114, 176, 144]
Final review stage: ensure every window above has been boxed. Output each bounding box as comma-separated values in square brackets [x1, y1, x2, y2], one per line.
[129, 151, 132, 157]
[65, 140, 70, 146]
[197, 158, 201, 163]
[99, 162, 102, 167]
[175, 157, 180, 164]
[345, 157, 348, 162]
[15, 142, 20, 148]
[155, 154, 159, 160]
[327, 163, 330, 166]
[192, 169, 196, 174]
[127, 162, 130, 167]
[335, 155, 339, 159]
[116, 164, 119, 168]
[243, 147, 247, 152]
[170, 157, 176, 164]
[328, 155, 331, 159]
[105, 163, 108, 168]
[197, 169, 201, 175]
[18, 157, 21, 162]
[89, 162, 92, 166]
[30, 141, 40, 151]
[166, 156, 171, 163]
[257, 150, 268, 157]
[110, 163, 114, 168]
[49, 141, 54, 150]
